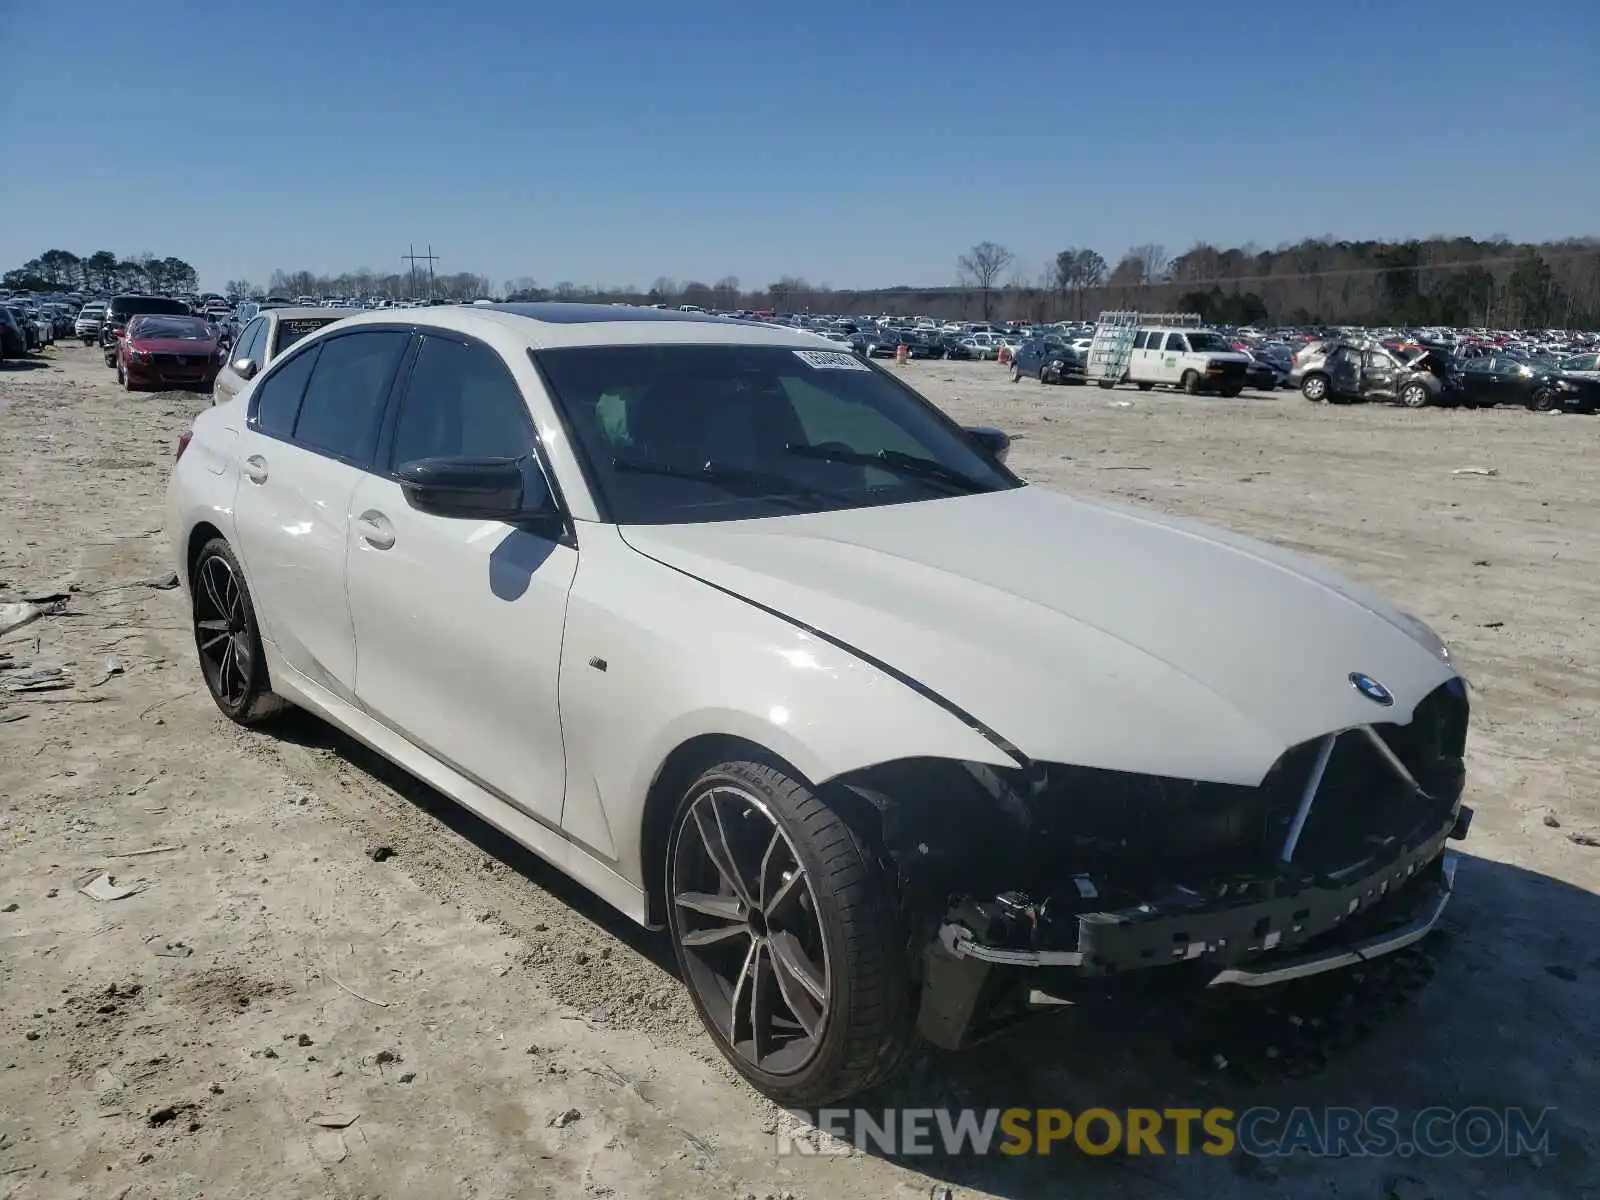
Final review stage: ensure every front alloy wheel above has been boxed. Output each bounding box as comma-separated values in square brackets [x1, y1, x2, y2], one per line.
[666, 762, 909, 1103]
[1400, 381, 1430, 408]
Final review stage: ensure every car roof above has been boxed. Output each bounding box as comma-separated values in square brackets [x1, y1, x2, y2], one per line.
[321, 302, 829, 351]
[262, 306, 363, 322]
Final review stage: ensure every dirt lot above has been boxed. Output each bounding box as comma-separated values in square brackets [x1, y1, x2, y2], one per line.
[2, 343, 1597, 1200]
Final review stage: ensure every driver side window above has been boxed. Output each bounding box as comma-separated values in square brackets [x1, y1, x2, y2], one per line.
[388, 334, 534, 469]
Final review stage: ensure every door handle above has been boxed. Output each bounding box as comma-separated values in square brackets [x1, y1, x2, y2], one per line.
[355, 510, 396, 551]
[243, 454, 268, 484]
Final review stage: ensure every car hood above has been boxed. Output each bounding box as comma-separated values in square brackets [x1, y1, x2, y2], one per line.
[129, 338, 217, 354]
[619, 486, 1457, 786]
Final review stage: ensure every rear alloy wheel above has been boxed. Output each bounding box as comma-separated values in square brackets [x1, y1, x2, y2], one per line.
[1400, 381, 1431, 408]
[1301, 373, 1329, 402]
[667, 761, 909, 1104]
[1528, 387, 1558, 413]
[191, 538, 287, 725]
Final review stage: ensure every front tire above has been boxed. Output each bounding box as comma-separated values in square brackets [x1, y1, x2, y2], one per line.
[1528, 387, 1558, 413]
[1400, 381, 1431, 408]
[666, 760, 909, 1105]
[190, 538, 287, 725]
[1009, 363, 1022, 383]
[1181, 370, 1201, 395]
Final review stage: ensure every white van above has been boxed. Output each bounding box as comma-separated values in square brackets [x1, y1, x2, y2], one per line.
[1126, 327, 1250, 395]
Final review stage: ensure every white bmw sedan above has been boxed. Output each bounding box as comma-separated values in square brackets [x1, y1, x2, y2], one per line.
[167, 304, 1472, 1103]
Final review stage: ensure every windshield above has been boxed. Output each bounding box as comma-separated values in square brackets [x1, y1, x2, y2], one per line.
[128, 316, 211, 340]
[1186, 331, 1233, 352]
[537, 344, 1020, 525]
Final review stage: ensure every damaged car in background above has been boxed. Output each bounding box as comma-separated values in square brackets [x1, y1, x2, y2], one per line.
[1297, 338, 1456, 407]
[166, 304, 1472, 1106]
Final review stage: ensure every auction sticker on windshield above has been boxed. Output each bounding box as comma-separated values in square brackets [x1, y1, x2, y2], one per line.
[794, 350, 870, 371]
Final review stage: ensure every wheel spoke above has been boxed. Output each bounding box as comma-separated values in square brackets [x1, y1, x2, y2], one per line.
[197, 618, 229, 632]
[199, 631, 229, 652]
[200, 559, 228, 616]
[675, 891, 743, 922]
[219, 639, 236, 697]
[769, 929, 827, 1027]
[727, 937, 758, 1042]
[692, 799, 754, 909]
[764, 867, 805, 919]
[749, 940, 774, 1063]
[680, 923, 749, 949]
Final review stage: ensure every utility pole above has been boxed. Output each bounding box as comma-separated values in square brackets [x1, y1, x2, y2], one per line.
[403, 244, 439, 302]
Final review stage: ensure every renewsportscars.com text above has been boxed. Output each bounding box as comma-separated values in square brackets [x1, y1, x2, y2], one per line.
[776, 1106, 1555, 1159]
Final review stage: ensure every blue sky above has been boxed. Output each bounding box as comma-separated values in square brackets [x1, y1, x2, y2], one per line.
[1, 0, 1594, 293]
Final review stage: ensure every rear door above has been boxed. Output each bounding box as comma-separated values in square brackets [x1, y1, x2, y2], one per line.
[345, 331, 577, 829]
[229, 328, 411, 704]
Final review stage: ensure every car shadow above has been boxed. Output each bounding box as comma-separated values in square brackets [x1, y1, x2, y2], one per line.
[0, 358, 53, 371]
[268, 707, 677, 974]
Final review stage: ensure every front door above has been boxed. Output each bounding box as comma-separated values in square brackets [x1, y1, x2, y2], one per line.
[346, 331, 577, 830]
[229, 328, 411, 702]
[1361, 350, 1399, 400]
[214, 316, 267, 405]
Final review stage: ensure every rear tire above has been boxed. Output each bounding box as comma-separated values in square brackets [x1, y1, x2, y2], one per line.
[190, 538, 288, 725]
[666, 760, 910, 1105]
[1301, 373, 1329, 402]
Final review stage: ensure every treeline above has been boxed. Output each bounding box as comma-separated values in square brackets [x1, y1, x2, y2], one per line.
[3, 249, 200, 297]
[513, 236, 1600, 329]
[12, 234, 1598, 329]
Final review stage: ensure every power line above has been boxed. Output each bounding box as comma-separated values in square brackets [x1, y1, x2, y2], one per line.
[403, 244, 439, 301]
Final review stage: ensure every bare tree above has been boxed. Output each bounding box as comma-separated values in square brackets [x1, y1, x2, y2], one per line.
[1130, 243, 1169, 285]
[957, 241, 1014, 320]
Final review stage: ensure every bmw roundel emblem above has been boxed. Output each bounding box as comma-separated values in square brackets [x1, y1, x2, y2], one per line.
[1349, 672, 1394, 706]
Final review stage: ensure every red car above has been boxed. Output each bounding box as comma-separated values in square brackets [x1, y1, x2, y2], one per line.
[117, 314, 223, 392]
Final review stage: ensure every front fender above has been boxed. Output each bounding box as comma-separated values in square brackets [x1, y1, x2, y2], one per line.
[555, 524, 1012, 890]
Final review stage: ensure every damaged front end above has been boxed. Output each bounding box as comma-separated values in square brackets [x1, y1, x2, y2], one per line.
[831, 678, 1472, 1050]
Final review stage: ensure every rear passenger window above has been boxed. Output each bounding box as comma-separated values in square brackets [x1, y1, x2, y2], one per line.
[253, 346, 319, 438]
[292, 331, 410, 466]
[388, 335, 532, 468]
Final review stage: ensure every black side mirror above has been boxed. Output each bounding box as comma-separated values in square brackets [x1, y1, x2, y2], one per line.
[963, 425, 1011, 465]
[397, 456, 559, 526]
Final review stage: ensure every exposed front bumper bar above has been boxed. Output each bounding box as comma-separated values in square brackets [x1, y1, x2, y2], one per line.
[1208, 850, 1457, 987]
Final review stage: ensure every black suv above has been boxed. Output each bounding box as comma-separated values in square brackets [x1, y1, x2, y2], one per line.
[1010, 339, 1086, 385]
[101, 295, 192, 366]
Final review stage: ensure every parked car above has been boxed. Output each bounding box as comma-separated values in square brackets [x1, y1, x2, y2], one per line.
[1303, 342, 1451, 407]
[101, 295, 193, 366]
[75, 301, 106, 344]
[1241, 350, 1284, 391]
[117, 314, 224, 392]
[213, 306, 363, 404]
[1010, 339, 1085, 384]
[168, 302, 1471, 1105]
[0, 307, 29, 359]
[937, 334, 973, 360]
[1448, 356, 1600, 412]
